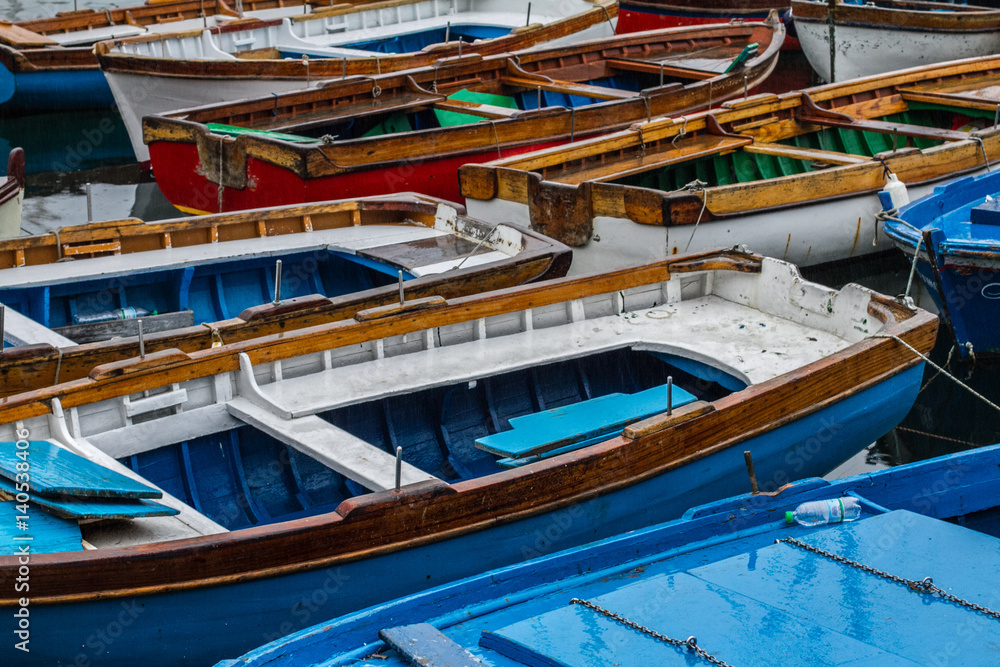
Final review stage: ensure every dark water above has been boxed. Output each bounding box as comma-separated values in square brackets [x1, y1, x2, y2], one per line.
[0, 0, 998, 477]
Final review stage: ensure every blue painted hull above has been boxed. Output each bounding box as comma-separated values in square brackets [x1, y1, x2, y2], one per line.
[222, 442, 1000, 667]
[0, 66, 115, 114]
[5, 363, 923, 666]
[883, 169, 1000, 357]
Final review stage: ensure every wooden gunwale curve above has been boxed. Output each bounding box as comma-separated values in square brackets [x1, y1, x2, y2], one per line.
[94, 1, 618, 77]
[142, 22, 783, 180]
[0, 251, 937, 603]
[0, 196, 571, 396]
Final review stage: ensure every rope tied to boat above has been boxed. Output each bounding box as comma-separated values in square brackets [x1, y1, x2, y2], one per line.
[874, 208, 922, 301]
[569, 598, 734, 667]
[870, 333, 1000, 416]
[679, 179, 709, 254]
[780, 537, 1000, 620]
[201, 322, 223, 348]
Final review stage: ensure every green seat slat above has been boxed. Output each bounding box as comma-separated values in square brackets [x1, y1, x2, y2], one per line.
[753, 152, 779, 179]
[712, 156, 733, 186]
[206, 124, 313, 143]
[837, 128, 868, 156]
[433, 89, 518, 127]
[732, 151, 759, 182]
[363, 111, 413, 137]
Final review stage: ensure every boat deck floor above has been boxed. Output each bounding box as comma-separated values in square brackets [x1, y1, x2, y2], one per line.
[309, 12, 561, 48]
[255, 295, 848, 419]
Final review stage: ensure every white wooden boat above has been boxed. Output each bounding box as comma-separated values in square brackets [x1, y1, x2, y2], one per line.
[459, 56, 1000, 275]
[94, 0, 617, 164]
[0, 249, 935, 665]
[792, 0, 1000, 83]
[0, 148, 23, 239]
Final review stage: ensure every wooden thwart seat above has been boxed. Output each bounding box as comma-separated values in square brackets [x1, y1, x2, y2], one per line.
[501, 74, 638, 100]
[606, 57, 715, 81]
[433, 98, 521, 119]
[796, 93, 970, 143]
[476, 383, 698, 460]
[744, 143, 870, 166]
[227, 397, 438, 492]
[549, 134, 753, 185]
[379, 624, 483, 667]
[899, 88, 1000, 114]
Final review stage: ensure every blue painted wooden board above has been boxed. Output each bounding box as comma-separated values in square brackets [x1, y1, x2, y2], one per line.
[380, 624, 482, 666]
[0, 477, 177, 521]
[0, 501, 82, 555]
[482, 512, 1000, 666]
[0, 441, 161, 499]
[476, 384, 697, 459]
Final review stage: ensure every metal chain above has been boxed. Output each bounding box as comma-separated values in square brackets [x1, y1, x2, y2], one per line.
[569, 598, 735, 667]
[780, 538, 1000, 620]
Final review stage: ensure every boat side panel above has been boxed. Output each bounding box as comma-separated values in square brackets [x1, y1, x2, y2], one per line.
[6, 364, 923, 666]
[795, 20, 1000, 83]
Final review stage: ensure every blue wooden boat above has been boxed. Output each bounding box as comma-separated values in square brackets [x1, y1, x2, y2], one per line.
[216, 442, 1000, 666]
[0, 250, 935, 666]
[882, 169, 1000, 359]
[0, 193, 568, 349]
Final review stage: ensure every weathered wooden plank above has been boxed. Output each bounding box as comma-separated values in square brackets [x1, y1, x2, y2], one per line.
[502, 75, 639, 100]
[53, 310, 195, 344]
[0, 21, 57, 47]
[226, 397, 437, 492]
[0, 441, 162, 499]
[0, 477, 177, 521]
[380, 624, 484, 667]
[605, 57, 714, 80]
[0, 500, 82, 555]
[476, 384, 697, 459]
[743, 143, 870, 166]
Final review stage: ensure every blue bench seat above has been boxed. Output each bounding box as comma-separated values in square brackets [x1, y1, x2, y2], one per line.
[476, 383, 697, 460]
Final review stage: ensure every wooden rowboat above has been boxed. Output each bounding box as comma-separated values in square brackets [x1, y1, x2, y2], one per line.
[143, 19, 785, 214]
[0, 249, 935, 665]
[883, 169, 1000, 359]
[217, 444, 1000, 666]
[0, 148, 23, 239]
[0, 0, 318, 113]
[0, 193, 569, 394]
[616, 0, 789, 36]
[96, 0, 618, 165]
[459, 56, 1000, 275]
[793, 0, 1000, 83]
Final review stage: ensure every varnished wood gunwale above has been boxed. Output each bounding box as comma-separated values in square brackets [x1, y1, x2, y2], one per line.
[620, 0, 789, 18]
[95, 0, 618, 79]
[458, 55, 1000, 235]
[0, 194, 571, 397]
[0, 250, 937, 603]
[142, 20, 784, 183]
[792, 0, 1000, 33]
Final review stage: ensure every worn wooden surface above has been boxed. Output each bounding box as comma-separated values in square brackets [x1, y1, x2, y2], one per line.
[0, 194, 569, 399]
[141, 20, 783, 181]
[459, 54, 1000, 240]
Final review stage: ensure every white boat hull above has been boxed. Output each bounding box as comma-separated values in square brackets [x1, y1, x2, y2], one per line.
[107, 71, 322, 165]
[0, 188, 22, 239]
[466, 173, 986, 276]
[795, 20, 1000, 82]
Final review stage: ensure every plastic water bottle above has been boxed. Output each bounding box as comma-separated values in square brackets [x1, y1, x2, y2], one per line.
[785, 497, 861, 527]
[73, 306, 154, 325]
